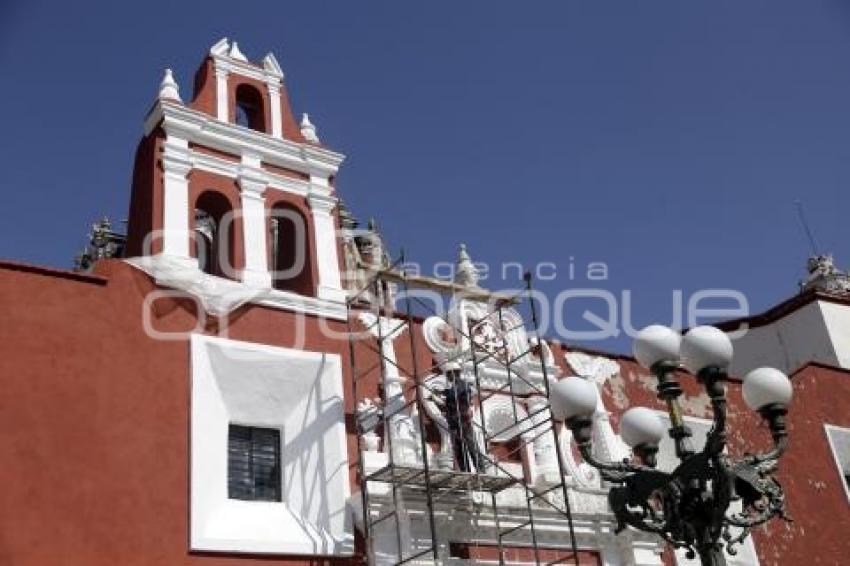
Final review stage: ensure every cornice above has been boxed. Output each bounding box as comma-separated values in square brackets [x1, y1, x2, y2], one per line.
[715, 289, 850, 332]
[307, 192, 338, 214]
[190, 150, 309, 197]
[236, 162, 270, 196]
[144, 101, 345, 178]
[212, 53, 282, 85]
[0, 259, 108, 286]
[256, 288, 347, 320]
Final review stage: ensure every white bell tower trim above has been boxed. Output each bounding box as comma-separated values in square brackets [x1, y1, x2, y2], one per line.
[159, 68, 182, 102]
[267, 82, 283, 139]
[215, 66, 229, 122]
[161, 134, 193, 258]
[263, 53, 284, 139]
[238, 153, 272, 288]
[210, 38, 231, 122]
[307, 184, 345, 303]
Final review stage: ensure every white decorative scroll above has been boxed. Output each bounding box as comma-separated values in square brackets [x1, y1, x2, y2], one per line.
[421, 316, 459, 362]
[564, 351, 619, 388]
[421, 300, 560, 393]
[482, 395, 531, 442]
[565, 351, 631, 465]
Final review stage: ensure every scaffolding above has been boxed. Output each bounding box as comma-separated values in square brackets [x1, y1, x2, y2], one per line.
[347, 255, 583, 565]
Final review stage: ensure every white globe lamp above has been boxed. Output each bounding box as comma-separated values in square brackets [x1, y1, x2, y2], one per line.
[742, 367, 793, 412]
[680, 326, 733, 374]
[633, 325, 681, 369]
[549, 376, 598, 422]
[620, 407, 667, 448]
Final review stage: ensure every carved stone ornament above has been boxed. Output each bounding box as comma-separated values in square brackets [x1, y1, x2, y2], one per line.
[802, 254, 850, 294]
[564, 351, 620, 388]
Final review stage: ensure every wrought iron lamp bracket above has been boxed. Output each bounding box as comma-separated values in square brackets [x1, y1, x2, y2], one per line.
[564, 362, 792, 566]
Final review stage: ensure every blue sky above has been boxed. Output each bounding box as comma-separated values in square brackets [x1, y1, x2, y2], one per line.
[2, 1, 849, 352]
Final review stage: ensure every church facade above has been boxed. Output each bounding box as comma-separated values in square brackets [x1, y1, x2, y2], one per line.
[1, 39, 849, 566]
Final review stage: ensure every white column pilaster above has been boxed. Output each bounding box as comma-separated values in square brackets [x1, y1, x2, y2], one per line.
[215, 66, 229, 122]
[267, 81, 283, 139]
[359, 313, 419, 465]
[528, 397, 560, 480]
[238, 154, 272, 288]
[161, 135, 193, 258]
[308, 177, 345, 303]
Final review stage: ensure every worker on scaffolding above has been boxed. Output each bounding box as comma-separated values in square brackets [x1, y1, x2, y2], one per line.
[436, 362, 486, 473]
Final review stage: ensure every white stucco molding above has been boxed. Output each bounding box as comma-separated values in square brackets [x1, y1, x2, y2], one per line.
[267, 81, 283, 139]
[307, 192, 345, 303]
[359, 487, 665, 565]
[210, 43, 284, 86]
[158, 68, 182, 102]
[126, 255, 347, 320]
[190, 149, 309, 197]
[307, 192, 337, 214]
[262, 53, 284, 79]
[160, 134, 193, 258]
[144, 101, 345, 179]
[190, 334, 353, 556]
[237, 153, 271, 195]
[237, 154, 272, 288]
[214, 66, 229, 121]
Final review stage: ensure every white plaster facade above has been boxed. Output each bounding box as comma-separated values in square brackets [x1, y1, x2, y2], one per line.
[725, 299, 849, 376]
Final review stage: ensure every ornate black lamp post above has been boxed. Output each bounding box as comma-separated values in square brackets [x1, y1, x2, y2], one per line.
[549, 325, 793, 566]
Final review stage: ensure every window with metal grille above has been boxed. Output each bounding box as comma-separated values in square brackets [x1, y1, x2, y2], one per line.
[227, 424, 281, 502]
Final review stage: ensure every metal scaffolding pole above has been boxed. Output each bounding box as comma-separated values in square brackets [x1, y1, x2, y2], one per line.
[347, 260, 582, 565]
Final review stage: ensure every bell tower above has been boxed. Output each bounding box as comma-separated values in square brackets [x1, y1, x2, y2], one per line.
[125, 38, 346, 309]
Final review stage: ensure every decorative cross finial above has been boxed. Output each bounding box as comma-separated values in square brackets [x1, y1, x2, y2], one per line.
[455, 243, 480, 288]
[300, 113, 320, 143]
[159, 69, 182, 102]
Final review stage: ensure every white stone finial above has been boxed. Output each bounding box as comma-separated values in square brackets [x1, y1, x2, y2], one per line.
[262, 53, 284, 79]
[455, 243, 480, 288]
[228, 41, 248, 61]
[301, 113, 320, 143]
[159, 68, 182, 102]
[209, 37, 229, 56]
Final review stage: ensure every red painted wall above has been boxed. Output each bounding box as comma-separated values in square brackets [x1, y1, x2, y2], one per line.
[0, 259, 364, 566]
[2, 257, 849, 565]
[732, 364, 850, 566]
[556, 345, 850, 566]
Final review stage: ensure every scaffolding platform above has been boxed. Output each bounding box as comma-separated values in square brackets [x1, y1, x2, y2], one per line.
[347, 252, 581, 565]
[367, 463, 518, 494]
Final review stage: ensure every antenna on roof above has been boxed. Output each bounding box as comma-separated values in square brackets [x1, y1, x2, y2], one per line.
[794, 200, 820, 255]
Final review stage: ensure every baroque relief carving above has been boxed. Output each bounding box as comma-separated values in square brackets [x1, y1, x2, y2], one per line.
[565, 351, 632, 470]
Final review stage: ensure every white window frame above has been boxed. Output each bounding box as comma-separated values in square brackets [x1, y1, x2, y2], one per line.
[824, 424, 850, 504]
[190, 333, 352, 556]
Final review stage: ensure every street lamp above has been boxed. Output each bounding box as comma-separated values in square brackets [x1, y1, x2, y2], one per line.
[550, 325, 792, 566]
